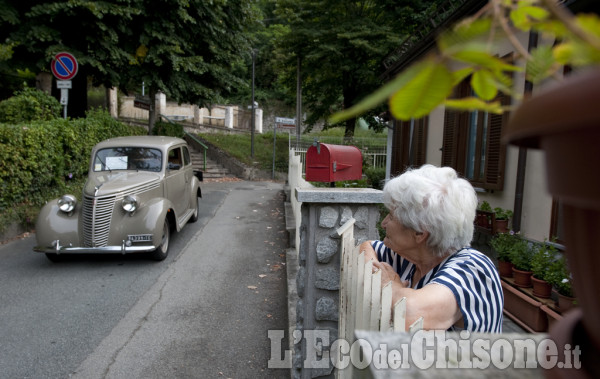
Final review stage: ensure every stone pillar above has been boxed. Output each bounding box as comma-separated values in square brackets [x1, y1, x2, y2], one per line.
[107, 87, 118, 118]
[255, 108, 263, 134]
[155, 92, 166, 116]
[294, 188, 382, 379]
[225, 106, 234, 128]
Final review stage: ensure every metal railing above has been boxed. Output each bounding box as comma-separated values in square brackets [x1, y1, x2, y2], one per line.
[160, 114, 209, 171]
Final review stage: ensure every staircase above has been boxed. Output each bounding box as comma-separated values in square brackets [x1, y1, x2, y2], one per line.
[189, 149, 234, 180]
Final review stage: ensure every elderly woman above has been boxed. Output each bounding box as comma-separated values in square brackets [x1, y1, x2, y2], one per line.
[360, 165, 503, 333]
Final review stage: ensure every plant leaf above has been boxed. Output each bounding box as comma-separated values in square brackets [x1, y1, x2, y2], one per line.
[328, 57, 436, 124]
[438, 18, 492, 53]
[471, 70, 497, 101]
[526, 45, 556, 83]
[451, 49, 522, 73]
[510, 5, 550, 31]
[451, 67, 474, 86]
[389, 60, 453, 120]
[444, 97, 504, 114]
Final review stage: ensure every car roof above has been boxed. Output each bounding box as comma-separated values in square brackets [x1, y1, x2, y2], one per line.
[93, 136, 187, 151]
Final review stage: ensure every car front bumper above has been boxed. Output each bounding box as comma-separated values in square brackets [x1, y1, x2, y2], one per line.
[33, 240, 158, 255]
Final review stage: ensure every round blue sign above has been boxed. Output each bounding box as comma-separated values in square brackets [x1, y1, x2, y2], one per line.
[51, 52, 78, 80]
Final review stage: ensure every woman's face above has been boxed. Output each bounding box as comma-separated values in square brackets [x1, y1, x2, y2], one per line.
[381, 210, 419, 254]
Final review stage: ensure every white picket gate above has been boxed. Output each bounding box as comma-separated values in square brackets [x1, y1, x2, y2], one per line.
[337, 218, 424, 378]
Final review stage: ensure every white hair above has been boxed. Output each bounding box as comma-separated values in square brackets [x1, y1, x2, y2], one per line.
[382, 164, 477, 257]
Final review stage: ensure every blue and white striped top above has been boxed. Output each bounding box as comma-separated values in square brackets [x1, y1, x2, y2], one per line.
[371, 240, 504, 333]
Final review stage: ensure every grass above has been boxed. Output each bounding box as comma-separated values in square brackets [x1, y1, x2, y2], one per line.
[197, 126, 388, 174]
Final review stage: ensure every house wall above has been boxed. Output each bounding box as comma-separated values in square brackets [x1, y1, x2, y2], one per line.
[421, 30, 556, 242]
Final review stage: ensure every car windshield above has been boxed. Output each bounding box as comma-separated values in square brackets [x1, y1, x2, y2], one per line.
[93, 147, 162, 172]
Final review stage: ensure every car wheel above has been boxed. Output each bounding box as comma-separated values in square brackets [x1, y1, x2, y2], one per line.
[45, 253, 67, 262]
[149, 218, 170, 261]
[189, 196, 199, 223]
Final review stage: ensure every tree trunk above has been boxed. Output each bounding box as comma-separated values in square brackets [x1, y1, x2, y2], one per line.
[342, 75, 357, 140]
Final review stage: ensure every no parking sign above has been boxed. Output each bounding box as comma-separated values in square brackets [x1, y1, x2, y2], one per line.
[51, 52, 78, 80]
[51, 52, 78, 118]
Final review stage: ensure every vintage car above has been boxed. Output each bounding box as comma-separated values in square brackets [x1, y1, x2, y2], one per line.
[34, 136, 202, 261]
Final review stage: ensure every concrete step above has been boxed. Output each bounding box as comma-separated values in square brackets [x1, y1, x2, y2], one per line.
[189, 150, 235, 180]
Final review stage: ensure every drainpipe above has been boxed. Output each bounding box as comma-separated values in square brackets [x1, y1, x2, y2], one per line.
[512, 31, 538, 232]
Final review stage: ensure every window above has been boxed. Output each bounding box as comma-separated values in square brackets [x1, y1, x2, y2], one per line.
[441, 78, 510, 190]
[390, 117, 428, 176]
[183, 146, 191, 166]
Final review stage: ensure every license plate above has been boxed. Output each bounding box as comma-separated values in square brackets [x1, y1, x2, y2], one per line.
[128, 234, 153, 242]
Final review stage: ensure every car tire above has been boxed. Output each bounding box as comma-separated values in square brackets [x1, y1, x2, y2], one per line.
[45, 253, 67, 262]
[189, 196, 199, 223]
[149, 218, 170, 261]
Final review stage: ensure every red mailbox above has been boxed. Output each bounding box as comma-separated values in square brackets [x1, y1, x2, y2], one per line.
[305, 142, 362, 182]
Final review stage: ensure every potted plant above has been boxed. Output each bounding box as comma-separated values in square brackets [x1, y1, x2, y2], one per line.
[493, 207, 513, 234]
[530, 240, 557, 298]
[476, 201, 493, 228]
[489, 231, 519, 278]
[546, 255, 577, 314]
[508, 238, 534, 288]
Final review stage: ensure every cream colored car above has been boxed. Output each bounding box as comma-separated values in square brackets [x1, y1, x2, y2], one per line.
[34, 136, 202, 261]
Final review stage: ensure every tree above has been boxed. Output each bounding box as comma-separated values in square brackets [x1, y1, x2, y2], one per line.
[272, 0, 446, 137]
[1, 0, 257, 132]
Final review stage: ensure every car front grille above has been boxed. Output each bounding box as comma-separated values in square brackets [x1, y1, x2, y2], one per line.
[82, 195, 116, 247]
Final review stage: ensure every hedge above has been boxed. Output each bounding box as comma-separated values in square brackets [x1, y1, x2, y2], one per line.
[0, 109, 146, 231]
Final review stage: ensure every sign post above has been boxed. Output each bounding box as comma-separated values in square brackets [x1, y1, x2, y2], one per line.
[51, 52, 78, 119]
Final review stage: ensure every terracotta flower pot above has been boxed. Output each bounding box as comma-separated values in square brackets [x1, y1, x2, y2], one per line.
[555, 290, 577, 314]
[505, 68, 600, 378]
[512, 267, 532, 288]
[497, 260, 513, 278]
[531, 276, 552, 298]
[495, 219, 509, 233]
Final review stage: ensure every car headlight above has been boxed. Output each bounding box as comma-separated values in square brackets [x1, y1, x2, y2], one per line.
[58, 194, 77, 213]
[122, 195, 139, 213]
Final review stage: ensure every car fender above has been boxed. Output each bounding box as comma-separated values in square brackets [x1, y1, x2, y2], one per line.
[35, 199, 81, 247]
[131, 197, 177, 245]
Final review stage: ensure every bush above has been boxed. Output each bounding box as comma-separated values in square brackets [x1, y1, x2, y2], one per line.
[364, 166, 385, 189]
[152, 120, 184, 137]
[489, 231, 521, 262]
[0, 109, 145, 232]
[0, 87, 61, 123]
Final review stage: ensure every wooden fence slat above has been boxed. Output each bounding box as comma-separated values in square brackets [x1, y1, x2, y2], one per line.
[369, 269, 382, 330]
[356, 251, 365, 330]
[380, 282, 393, 332]
[361, 259, 373, 330]
[392, 297, 407, 332]
[409, 317, 424, 332]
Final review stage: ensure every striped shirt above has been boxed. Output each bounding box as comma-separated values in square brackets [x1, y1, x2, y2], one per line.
[371, 240, 504, 333]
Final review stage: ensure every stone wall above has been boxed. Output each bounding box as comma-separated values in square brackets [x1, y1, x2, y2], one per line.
[293, 187, 382, 379]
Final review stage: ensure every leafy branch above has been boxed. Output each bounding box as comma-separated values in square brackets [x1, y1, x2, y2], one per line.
[329, 0, 600, 123]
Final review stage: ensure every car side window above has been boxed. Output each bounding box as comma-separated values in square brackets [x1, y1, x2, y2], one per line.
[168, 148, 182, 170]
[183, 146, 191, 166]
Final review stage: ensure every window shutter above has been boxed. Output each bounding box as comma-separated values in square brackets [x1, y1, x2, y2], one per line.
[442, 110, 459, 168]
[482, 92, 509, 190]
[413, 117, 428, 167]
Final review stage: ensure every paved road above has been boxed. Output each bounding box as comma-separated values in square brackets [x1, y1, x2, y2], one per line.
[0, 180, 289, 379]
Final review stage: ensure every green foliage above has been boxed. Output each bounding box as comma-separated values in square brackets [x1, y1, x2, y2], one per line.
[546, 254, 574, 297]
[493, 207, 514, 220]
[478, 200, 492, 212]
[274, 0, 446, 136]
[2, 0, 256, 125]
[152, 120, 184, 138]
[330, 0, 600, 123]
[197, 131, 290, 172]
[0, 87, 61, 123]
[364, 167, 386, 190]
[489, 231, 521, 262]
[531, 240, 558, 281]
[508, 238, 534, 271]
[0, 110, 145, 232]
